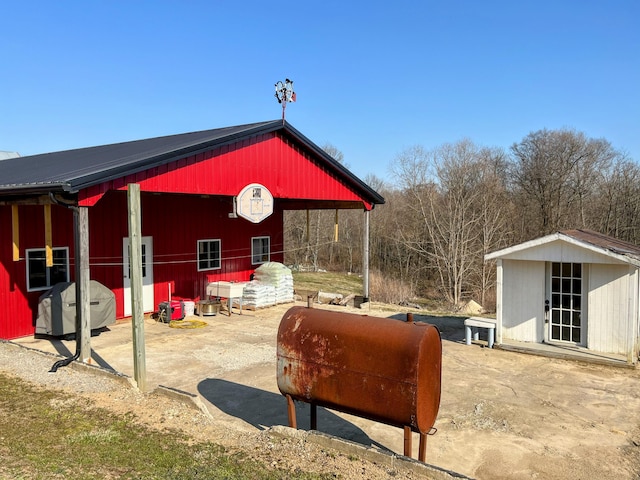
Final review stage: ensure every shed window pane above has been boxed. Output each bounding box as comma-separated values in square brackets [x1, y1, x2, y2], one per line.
[573, 295, 581, 311]
[572, 328, 581, 343]
[572, 279, 581, 293]
[573, 311, 581, 327]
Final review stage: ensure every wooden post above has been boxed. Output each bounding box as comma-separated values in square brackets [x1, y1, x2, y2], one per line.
[76, 207, 91, 363]
[128, 184, 147, 391]
[362, 210, 370, 301]
[44, 204, 53, 267]
[11, 205, 19, 261]
[334, 209, 339, 242]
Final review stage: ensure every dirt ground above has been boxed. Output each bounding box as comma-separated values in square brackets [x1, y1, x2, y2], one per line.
[7, 301, 640, 479]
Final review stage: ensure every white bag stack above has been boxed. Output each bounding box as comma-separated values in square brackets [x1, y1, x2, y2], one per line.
[241, 281, 277, 309]
[254, 262, 295, 304]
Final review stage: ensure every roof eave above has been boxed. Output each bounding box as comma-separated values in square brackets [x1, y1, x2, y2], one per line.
[282, 121, 385, 206]
[485, 232, 640, 267]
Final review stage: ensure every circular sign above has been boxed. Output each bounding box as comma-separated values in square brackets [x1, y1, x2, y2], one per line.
[236, 183, 274, 223]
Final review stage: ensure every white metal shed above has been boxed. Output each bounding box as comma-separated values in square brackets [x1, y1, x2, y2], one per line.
[485, 229, 640, 365]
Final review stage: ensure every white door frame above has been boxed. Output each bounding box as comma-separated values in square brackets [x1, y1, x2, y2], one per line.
[123, 236, 154, 316]
[546, 261, 586, 346]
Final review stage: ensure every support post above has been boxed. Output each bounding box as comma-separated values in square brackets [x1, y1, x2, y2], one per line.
[77, 207, 91, 362]
[286, 394, 297, 429]
[128, 184, 147, 391]
[362, 209, 370, 302]
[333, 209, 339, 242]
[310, 403, 317, 430]
[418, 433, 427, 462]
[403, 425, 412, 458]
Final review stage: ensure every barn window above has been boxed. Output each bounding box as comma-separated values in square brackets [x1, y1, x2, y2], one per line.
[197, 239, 221, 271]
[26, 247, 69, 292]
[252, 236, 270, 265]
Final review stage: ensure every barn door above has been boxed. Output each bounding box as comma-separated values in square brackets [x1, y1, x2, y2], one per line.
[549, 262, 584, 345]
[123, 236, 154, 316]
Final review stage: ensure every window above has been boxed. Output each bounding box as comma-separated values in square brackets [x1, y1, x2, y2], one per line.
[26, 247, 69, 292]
[197, 239, 221, 271]
[252, 236, 270, 265]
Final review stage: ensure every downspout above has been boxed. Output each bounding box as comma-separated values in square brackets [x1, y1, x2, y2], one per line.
[49, 193, 83, 373]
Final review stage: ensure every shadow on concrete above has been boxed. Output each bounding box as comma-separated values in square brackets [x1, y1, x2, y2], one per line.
[33, 333, 116, 371]
[388, 313, 467, 344]
[198, 378, 388, 450]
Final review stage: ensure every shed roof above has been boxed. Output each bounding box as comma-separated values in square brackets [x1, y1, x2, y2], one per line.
[486, 229, 640, 267]
[0, 120, 384, 206]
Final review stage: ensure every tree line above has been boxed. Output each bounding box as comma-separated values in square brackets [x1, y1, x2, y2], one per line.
[284, 129, 640, 310]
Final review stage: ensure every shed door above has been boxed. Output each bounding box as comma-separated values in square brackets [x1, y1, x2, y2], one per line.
[123, 237, 154, 316]
[549, 262, 584, 345]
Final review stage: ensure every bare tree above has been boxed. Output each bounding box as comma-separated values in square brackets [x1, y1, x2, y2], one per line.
[509, 129, 617, 239]
[592, 157, 640, 243]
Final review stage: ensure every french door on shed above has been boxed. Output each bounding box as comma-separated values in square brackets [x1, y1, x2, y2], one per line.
[548, 262, 585, 346]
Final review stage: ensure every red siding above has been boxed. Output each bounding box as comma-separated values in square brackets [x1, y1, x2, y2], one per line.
[80, 133, 371, 209]
[84, 191, 285, 320]
[0, 204, 75, 339]
[1, 132, 357, 339]
[0, 192, 284, 338]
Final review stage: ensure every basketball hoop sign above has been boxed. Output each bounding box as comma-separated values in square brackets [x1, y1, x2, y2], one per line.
[236, 183, 274, 223]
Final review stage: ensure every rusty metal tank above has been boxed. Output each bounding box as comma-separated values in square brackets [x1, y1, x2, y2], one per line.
[276, 306, 442, 435]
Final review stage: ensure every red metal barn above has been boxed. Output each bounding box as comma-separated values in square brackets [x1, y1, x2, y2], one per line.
[0, 121, 384, 339]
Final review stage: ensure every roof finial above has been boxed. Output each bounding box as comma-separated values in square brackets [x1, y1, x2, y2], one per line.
[274, 78, 296, 123]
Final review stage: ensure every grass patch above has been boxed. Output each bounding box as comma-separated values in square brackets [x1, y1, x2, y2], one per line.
[0, 374, 333, 480]
[292, 271, 363, 297]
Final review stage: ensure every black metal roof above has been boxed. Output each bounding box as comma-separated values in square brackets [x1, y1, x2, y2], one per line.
[0, 120, 384, 205]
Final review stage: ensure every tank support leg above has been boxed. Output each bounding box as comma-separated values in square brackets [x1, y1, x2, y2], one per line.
[310, 402, 318, 430]
[418, 432, 427, 462]
[286, 394, 297, 429]
[403, 426, 412, 458]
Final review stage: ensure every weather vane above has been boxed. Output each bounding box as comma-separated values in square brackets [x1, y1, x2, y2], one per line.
[274, 78, 296, 122]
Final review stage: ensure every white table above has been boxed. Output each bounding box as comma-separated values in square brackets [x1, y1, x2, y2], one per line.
[206, 282, 247, 316]
[464, 317, 496, 348]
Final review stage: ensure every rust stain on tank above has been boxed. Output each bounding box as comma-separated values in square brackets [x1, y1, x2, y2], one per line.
[276, 306, 442, 434]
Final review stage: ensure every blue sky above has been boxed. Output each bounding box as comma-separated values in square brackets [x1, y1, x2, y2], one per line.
[2, 1, 638, 180]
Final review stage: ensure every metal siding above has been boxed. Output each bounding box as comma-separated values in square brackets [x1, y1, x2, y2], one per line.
[501, 259, 545, 342]
[0, 205, 75, 339]
[84, 134, 365, 206]
[88, 192, 284, 318]
[587, 263, 630, 355]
